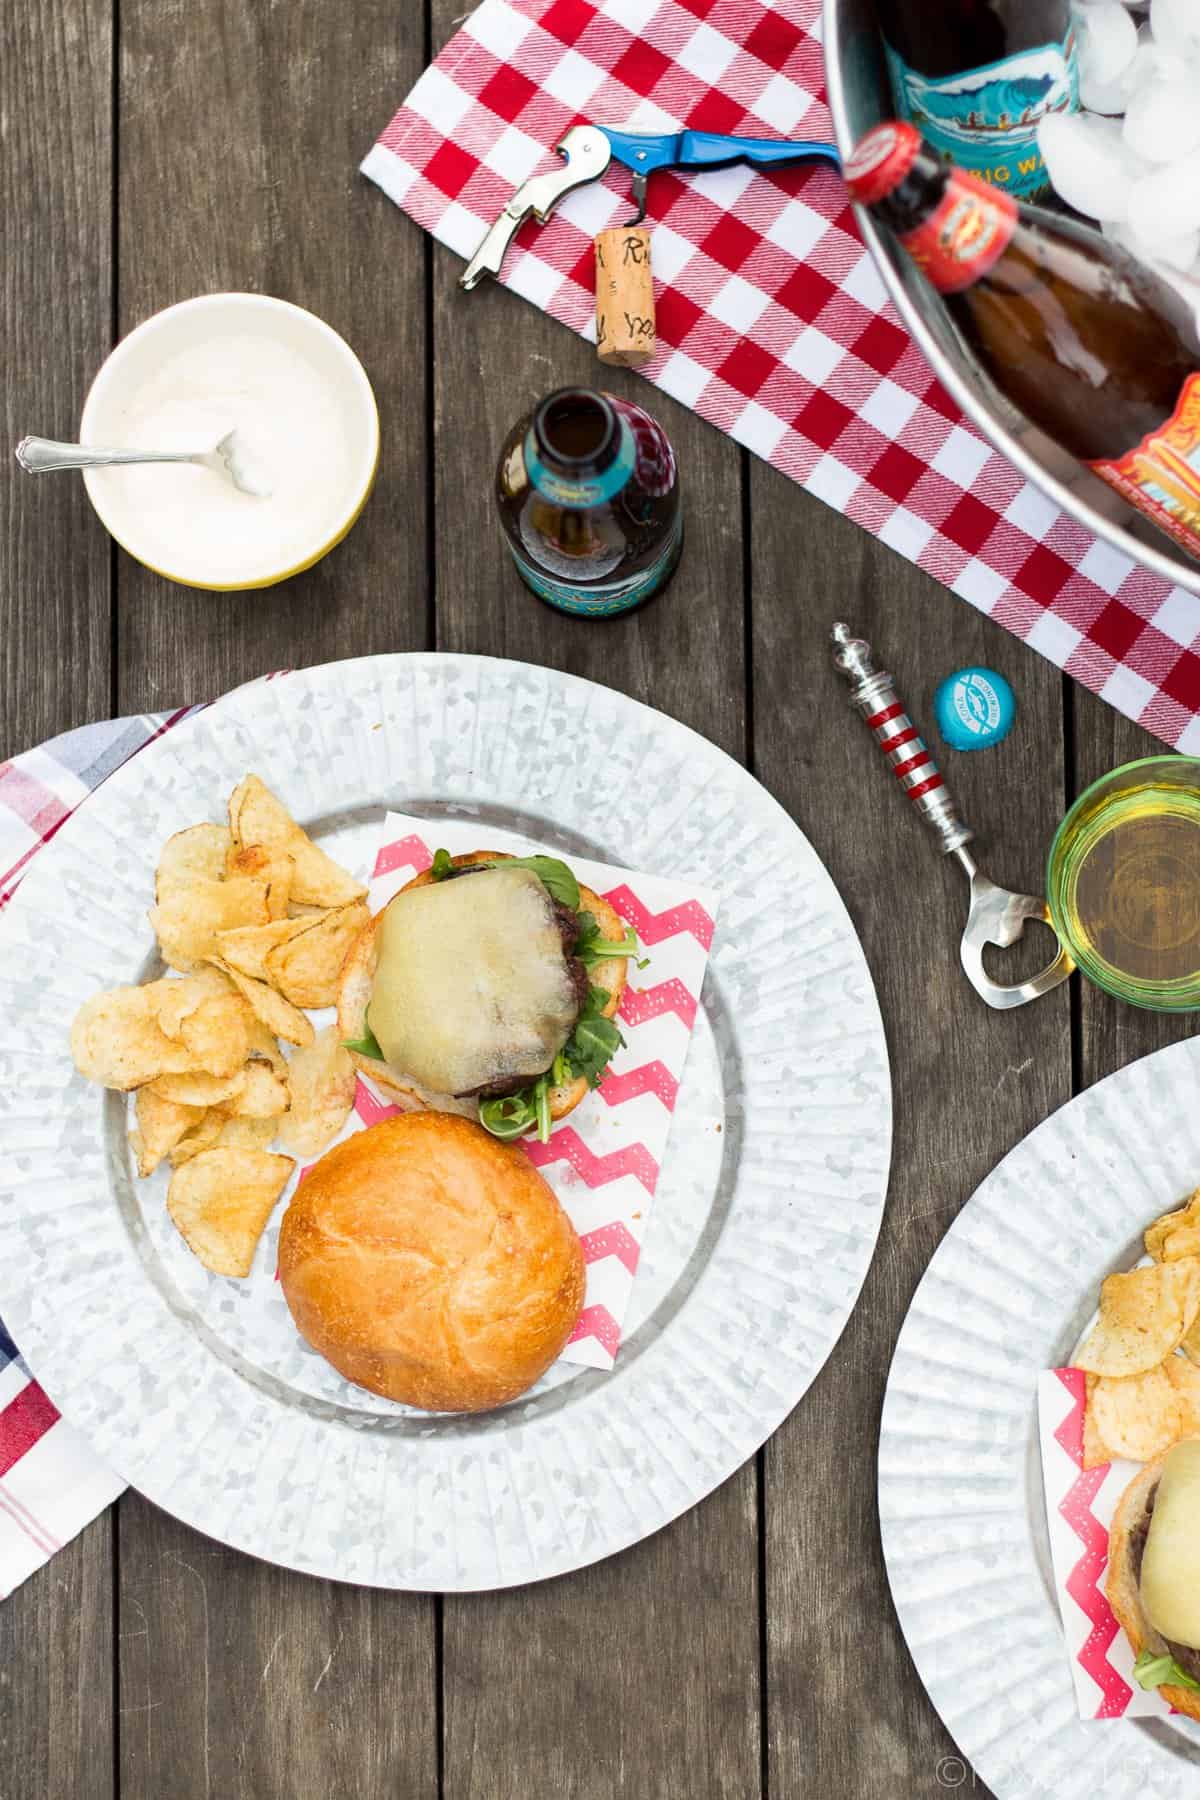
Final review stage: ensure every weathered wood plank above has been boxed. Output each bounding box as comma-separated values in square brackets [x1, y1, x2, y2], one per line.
[117, 1494, 436, 1800]
[0, 0, 112, 757]
[750, 470, 1071, 1800]
[111, 2, 438, 1795]
[428, 46, 759, 1780]
[114, 0, 431, 712]
[0, 2, 115, 1796]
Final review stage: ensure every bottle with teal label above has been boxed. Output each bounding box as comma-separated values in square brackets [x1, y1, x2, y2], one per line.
[876, 0, 1079, 200]
[496, 387, 682, 618]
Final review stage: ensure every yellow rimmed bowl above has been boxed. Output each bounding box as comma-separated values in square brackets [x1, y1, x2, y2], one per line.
[79, 293, 379, 591]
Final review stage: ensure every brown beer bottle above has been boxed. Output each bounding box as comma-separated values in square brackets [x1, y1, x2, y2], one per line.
[845, 121, 1200, 563]
[496, 387, 682, 617]
[874, 0, 1079, 200]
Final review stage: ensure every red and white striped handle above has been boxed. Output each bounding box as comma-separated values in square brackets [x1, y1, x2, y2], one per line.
[831, 624, 974, 856]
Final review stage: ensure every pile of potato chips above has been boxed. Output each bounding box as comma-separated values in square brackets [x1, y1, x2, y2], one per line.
[1077, 1190, 1200, 1467]
[70, 776, 369, 1279]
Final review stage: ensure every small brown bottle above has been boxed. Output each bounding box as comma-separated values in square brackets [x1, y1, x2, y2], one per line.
[846, 121, 1200, 562]
[496, 386, 682, 617]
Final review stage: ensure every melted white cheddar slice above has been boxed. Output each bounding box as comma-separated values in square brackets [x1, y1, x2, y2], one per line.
[1142, 1437, 1200, 1648]
[369, 867, 578, 1095]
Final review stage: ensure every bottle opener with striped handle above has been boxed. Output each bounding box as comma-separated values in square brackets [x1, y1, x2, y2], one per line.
[831, 623, 1073, 1010]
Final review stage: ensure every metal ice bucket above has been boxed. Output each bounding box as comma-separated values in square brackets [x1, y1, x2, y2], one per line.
[823, 0, 1200, 597]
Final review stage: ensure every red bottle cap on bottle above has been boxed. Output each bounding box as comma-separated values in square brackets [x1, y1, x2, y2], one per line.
[844, 120, 922, 206]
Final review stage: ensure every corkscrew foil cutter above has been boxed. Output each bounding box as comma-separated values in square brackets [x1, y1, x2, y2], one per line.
[832, 624, 1074, 1010]
[459, 125, 841, 290]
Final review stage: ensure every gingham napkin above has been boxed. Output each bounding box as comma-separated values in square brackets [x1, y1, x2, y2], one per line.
[0, 713, 203, 1594]
[362, 0, 1200, 748]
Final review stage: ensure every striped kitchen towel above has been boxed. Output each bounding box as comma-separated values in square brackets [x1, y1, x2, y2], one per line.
[0, 708, 200, 1595]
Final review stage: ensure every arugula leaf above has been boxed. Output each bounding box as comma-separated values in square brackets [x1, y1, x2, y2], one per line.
[533, 1073, 552, 1143]
[342, 1023, 384, 1060]
[479, 1093, 538, 1141]
[574, 910, 645, 968]
[504, 855, 580, 909]
[562, 985, 625, 1089]
[1134, 1650, 1200, 1693]
[429, 849, 580, 909]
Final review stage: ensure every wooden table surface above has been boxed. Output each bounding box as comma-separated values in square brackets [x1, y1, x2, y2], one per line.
[2, 4, 1193, 1797]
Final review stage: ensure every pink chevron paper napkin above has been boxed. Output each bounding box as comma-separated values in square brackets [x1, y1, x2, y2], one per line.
[358, 812, 719, 1370]
[1038, 1368, 1169, 1720]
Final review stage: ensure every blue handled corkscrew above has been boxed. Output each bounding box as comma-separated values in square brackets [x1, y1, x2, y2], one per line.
[459, 123, 841, 290]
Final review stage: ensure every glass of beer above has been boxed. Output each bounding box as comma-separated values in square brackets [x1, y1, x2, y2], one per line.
[1047, 757, 1200, 1010]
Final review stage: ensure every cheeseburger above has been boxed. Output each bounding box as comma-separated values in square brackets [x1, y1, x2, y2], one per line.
[338, 850, 638, 1142]
[1107, 1436, 1200, 1718]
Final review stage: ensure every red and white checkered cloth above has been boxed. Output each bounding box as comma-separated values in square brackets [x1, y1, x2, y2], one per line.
[0, 711, 203, 1595]
[362, 0, 1200, 747]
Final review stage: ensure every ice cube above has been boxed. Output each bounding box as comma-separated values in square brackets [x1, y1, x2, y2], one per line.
[1151, 0, 1200, 57]
[1110, 217, 1200, 269]
[1073, 0, 1139, 86]
[1123, 74, 1200, 161]
[1132, 17, 1188, 81]
[1039, 112, 1142, 220]
[1128, 148, 1200, 240]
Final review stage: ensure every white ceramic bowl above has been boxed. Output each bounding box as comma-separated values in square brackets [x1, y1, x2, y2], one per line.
[79, 293, 379, 591]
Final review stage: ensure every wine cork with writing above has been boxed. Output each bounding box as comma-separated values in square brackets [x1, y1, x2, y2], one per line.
[594, 226, 656, 367]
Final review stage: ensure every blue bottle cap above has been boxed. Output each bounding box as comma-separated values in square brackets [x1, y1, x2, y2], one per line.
[933, 667, 1016, 751]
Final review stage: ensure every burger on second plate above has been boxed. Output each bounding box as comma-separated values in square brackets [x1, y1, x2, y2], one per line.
[1107, 1437, 1200, 1717]
[338, 849, 639, 1142]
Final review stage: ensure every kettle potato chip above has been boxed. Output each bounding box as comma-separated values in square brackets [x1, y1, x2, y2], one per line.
[1146, 1190, 1200, 1261]
[131, 1088, 206, 1177]
[71, 986, 196, 1090]
[231, 1061, 290, 1119]
[1089, 1364, 1184, 1464]
[156, 824, 232, 898]
[1075, 1259, 1200, 1377]
[217, 916, 316, 983]
[1082, 1374, 1115, 1470]
[229, 774, 366, 907]
[179, 993, 252, 1080]
[264, 901, 369, 1009]
[153, 968, 235, 1040]
[168, 1107, 228, 1167]
[1165, 1353, 1200, 1437]
[166, 1148, 295, 1278]
[150, 876, 273, 972]
[276, 1026, 356, 1158]
[70, 772, 365, 1273]
[150, 1067, 248, 1108]
[210, 1115, 279, 1153]
[208, 957, 314, 1047]
[225, 844, 293, 918]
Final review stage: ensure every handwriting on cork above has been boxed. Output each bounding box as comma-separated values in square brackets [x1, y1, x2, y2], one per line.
[593, 225, 656, 364]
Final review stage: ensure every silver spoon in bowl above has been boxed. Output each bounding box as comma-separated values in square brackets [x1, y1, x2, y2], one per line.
[14, 428, 272, 497]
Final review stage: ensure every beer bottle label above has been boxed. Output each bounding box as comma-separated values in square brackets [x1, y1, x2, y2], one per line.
[508, 513, 683, 617]
[1089, 374, 1200, 563]
[898, 170, 1018, 294]
[884, 29, 1079, 200]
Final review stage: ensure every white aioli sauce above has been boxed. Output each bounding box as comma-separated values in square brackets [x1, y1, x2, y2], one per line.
[86, 325, 366, 584]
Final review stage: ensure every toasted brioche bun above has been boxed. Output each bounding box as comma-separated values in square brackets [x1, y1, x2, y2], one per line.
[1107, 1446, 1200, 1722]
[277, 1112, 585, 1412]
[336, 850, 628, 1126]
